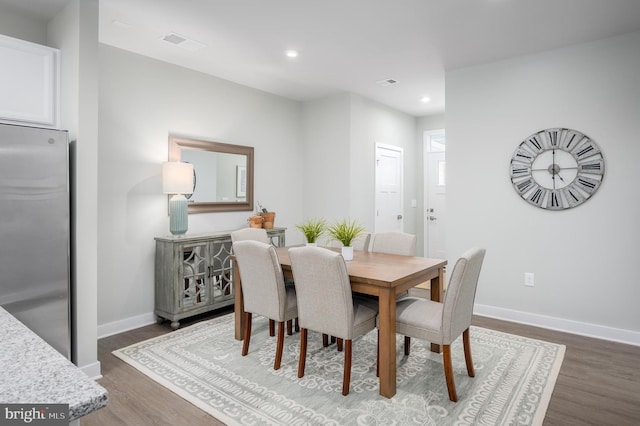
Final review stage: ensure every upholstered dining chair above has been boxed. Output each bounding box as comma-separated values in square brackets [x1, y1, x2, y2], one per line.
[369, 231, 416, 256]
[232, 240, 298, 370]
[370, 231, 417, 299]
[389, 247, 486, 402]
[289, 246, 378, 396]
[230, 227, 269, 245]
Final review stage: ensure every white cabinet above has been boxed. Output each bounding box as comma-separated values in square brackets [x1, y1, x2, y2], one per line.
[154, 228, 286, 329]
[0, 34, 59, 128]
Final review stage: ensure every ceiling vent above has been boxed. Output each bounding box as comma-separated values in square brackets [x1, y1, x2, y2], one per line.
[161, 32, 206, 52]
[376, 78, 399, 87]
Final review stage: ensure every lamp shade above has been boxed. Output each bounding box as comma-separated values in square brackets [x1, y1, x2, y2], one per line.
[162, 161, 194, 194]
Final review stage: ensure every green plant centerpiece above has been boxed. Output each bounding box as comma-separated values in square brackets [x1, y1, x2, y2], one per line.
[327, 218, 366, 260]
[295, 218, 326, 245]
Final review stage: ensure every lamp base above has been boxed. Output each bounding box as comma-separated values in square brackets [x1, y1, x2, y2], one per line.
[168, 194, 188, 235]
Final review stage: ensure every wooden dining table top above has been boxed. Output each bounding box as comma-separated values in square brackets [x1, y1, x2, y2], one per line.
[275, 245, 446, 293]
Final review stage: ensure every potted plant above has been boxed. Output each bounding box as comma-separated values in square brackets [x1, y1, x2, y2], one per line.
[295, 218, 326, 246]
[326, 218, 366, 260]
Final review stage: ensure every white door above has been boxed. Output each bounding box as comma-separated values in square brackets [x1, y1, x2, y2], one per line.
[424, 130, 446, 258]
[375, 144, 403, 233]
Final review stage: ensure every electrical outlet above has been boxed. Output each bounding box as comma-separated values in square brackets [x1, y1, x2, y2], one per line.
[524, 272, 535, 287]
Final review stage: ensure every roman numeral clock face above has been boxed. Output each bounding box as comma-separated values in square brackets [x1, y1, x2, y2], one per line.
[510, 128, 605, 210]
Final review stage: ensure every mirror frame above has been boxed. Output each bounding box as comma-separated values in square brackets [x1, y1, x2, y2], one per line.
[168, 134, 254, 213]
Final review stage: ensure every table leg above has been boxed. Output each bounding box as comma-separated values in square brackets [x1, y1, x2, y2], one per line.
[377, 287, 397, 398]
[429, 266, 445, 353]
[234, 261, 245, 340]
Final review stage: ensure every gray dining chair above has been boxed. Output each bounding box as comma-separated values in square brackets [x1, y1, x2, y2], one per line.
[230, 227, 269, 244]
[232, 240, 298, 370]
[388, 247, 486, 402]
[289, 246, 378, 395]
[370, 231, 417, 299]
[369, 231, 416, 256]
[231, 227, 297, 335]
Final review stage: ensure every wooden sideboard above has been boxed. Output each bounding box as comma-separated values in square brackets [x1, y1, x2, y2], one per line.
[155, 228, 286, 329]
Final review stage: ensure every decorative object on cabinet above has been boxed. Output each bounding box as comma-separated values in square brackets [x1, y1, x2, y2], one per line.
[162, 161, 194, 235]
[169, 134, 254, 213]
[260, 211, 276, 229]
[326, 218, 366, 261]
[155, 228, 286, 329]
[0, 34, 59, 128]
[509, 128, 605, 209]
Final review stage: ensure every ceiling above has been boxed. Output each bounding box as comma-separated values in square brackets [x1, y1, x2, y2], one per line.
[4, 0, 640, 116]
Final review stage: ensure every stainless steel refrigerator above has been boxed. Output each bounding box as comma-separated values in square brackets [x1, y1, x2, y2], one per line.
[0, 123, 70, 359]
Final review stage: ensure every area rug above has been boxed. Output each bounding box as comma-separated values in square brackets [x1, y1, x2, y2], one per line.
[113, 313, 565, 425]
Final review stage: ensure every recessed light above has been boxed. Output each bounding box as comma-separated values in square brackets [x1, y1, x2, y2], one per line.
[420, 96, 431, 103]
[285, 50, 299, 58]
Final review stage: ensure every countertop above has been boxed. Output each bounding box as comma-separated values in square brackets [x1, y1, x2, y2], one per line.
[0, 307, 108, 420]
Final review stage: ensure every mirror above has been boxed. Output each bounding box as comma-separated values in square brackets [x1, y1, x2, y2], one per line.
[168, 135, 254, 213]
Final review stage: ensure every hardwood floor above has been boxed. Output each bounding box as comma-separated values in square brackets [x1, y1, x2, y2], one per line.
[82, 309, 640, 426]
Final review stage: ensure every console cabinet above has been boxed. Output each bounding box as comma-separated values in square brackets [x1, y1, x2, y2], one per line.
[155, 228, 285, 329]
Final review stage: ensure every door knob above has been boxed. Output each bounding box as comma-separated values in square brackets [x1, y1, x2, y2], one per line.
[397, 214, 403, 220]
[429, 216, 437, 221]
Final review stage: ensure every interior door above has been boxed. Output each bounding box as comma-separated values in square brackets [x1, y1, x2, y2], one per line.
[375, 144, 403, 233]
[424, 130, 446, 258]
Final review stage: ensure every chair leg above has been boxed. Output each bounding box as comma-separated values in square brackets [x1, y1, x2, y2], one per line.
[443, 344, 458, 402]
[241, 312, 252, 356]
[298, 328, 308, 378]
[463, 328, 475, 377]
[269, 319, 275, 337]
[287, 319, 293, 335]
[322, 333, 329, 347]
[342, 340, 352, 396]
[274, 321, 285, 370]
[404, 336, 411, 355]
[295, 317, 300, 332]
[337, 338, 343, 352]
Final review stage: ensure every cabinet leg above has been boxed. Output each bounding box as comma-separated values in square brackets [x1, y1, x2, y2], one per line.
[170, 321, 180, 330]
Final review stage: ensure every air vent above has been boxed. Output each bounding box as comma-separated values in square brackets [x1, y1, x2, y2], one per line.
[160, 32, 206, 52]
[376, 78, 399, 87]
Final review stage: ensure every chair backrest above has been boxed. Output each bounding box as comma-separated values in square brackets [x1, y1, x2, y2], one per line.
[232, 240, 287, 321]
[288, 246, 354, 340]
[352, 233, 371, 251]
[370, 232, 417, 256]
[231, 228, 269, 244]
[441, 247, 486, 344]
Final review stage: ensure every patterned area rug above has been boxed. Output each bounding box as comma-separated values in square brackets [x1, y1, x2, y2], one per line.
[113, 314, 564, 425]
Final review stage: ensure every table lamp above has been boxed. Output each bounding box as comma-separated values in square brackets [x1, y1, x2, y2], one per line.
[162, 161, 194, 235]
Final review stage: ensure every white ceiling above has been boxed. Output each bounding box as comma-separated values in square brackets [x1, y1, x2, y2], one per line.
[4, 0, 640, 116]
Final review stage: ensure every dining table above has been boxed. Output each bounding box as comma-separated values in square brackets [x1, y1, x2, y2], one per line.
[233, 245, 447, 399]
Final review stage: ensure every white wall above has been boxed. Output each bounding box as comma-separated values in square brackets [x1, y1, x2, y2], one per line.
[97, 45, 304, 334]
[446, 31, 640, 344]
[0, 8, 48, 44]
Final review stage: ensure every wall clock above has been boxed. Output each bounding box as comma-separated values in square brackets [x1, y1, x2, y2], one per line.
[509, 128, 604, 210]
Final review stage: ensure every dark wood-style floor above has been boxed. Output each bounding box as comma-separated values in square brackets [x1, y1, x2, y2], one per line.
[82, 308, 640, 426]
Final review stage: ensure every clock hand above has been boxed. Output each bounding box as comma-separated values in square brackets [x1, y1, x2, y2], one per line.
[531, 166, 578, 171]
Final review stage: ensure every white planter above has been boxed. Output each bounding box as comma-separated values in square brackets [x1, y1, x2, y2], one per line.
[306, 242, 317, 247]
[341, 246, 353, 261]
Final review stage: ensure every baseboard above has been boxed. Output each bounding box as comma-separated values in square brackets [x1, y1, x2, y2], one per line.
[79, 360, 102, 380]
[98, 312, 157, 339]
[474, 303, 640, 347]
